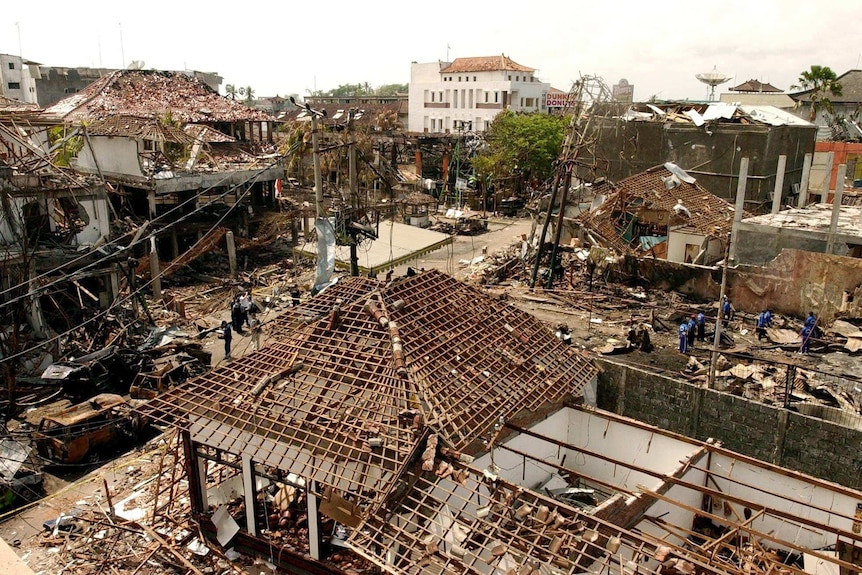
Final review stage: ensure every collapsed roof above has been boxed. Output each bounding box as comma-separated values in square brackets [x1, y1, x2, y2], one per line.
[142, 269, 597, 509]
[615, 102, 811, 127]
[43, 70, 275, 124]
[577, 163, 745, 254]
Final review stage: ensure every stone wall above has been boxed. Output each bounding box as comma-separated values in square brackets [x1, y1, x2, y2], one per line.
[596, 358, 862, 489]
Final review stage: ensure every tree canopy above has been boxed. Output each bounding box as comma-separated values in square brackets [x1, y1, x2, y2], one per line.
[793, 65, 843, 122]
[307, 83, 408, 98]
[472, 110, 568, 190]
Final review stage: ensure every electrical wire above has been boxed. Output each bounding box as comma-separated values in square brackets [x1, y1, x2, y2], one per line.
[0, 176, 260, 367]
[0, 159, 280, 311]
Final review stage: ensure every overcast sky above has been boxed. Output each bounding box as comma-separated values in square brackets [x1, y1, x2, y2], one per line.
[4, 0, 860, 102]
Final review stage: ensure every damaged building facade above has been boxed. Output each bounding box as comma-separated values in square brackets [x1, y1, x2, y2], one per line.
[43, 70, 283, 276]
[0, 102, 118, 353]
[579, 102, 816, 207]
[576, 163, 744, 265]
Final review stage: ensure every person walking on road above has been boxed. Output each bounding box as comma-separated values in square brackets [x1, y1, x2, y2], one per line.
[222, 320, 233, 360]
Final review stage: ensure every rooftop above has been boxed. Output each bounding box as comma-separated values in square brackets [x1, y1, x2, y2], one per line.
[578, 163, 744, 253]
[441, 55, 535, 74]
[43, 70, 275, 124]
[143, 269, 597, 506]
[742, 203, 862, 239]
[729, 79, 783, 93]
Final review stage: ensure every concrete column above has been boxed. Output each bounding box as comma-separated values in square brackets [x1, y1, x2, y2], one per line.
[728, 157, 749, 264]
[170, 228, 179, 260]
[307, 480, 323, 560]
[241, 454, 257, 536]
[108, 267, 120, 304]
[26, 261, 47, 339]
[149, 237, 162, 302]
[821, 151, 835, 204]
[147, 189, 157, 218]
[826, 164, 847, 254]
[226, 231, 237, 278]
[798, 153, 812, 207]
[771, 155, 787, 214]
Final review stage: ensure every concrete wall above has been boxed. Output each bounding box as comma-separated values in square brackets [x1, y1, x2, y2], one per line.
[581, 120, 816, 205]
[729, 249, 862, 322]
[595, 358, 862, 489]
[75, 137, 143, 178]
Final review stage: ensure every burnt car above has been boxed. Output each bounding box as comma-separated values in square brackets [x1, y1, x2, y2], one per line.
[34, 394, 148, 465]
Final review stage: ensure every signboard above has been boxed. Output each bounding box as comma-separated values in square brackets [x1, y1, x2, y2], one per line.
[546, 91, 576, 108]
[613, 78, 634, 103]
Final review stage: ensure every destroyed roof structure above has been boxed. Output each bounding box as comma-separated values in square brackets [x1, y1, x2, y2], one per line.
[132, 270, 862, 575]
[42, 69, 271, 124]
[140, 269, 598, 572]
[277, 100, 406, 132]
[577, 163, 746, 264]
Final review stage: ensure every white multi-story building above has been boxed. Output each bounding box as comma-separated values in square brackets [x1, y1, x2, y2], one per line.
[0, 54, 38, 104]
[408, 55, 550, 133]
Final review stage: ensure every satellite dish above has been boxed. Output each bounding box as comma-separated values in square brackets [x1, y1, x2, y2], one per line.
[696, 66, 731, 101]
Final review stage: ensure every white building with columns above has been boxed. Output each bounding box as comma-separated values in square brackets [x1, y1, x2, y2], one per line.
[408, 55, 550, 134]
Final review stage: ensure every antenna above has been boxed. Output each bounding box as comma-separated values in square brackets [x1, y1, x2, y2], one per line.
[695, 65, 732, 101]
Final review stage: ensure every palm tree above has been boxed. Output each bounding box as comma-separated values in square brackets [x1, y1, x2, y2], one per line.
[225, 84, 237, 100]
[244, 86, 255, 104]
[793, 65, 843, 122]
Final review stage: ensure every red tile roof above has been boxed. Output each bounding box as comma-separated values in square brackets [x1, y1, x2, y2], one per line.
[578, 164, 746, 253]
[44, 70, 275, 124]
[441, 55, 534, 74]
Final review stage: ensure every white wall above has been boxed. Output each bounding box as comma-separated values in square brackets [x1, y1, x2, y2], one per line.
[667, 229, 707, 263]
[408, 60, 550, 133]
[701, 453, 862, 551]
[0, 193, 109, 246]
[75, 136, 144, 177]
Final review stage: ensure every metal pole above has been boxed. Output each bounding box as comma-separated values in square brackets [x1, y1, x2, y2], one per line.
[348, 109, 360, 276]
[529, 169, 562, 288]
[546, 170, 573, 289]
[311, 113, 324, 219]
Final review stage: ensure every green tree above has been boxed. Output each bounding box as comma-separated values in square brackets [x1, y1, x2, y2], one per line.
[244, 86, 255, 104]
[377, 83, 408, 96]
[225, 84, 237, 100]
[48, 126, 83, 167]
[473, 110, 568, 190]
[792, 65, 843, 122]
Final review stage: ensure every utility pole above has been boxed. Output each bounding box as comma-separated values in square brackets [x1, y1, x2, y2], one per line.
[348, 108, 360, 276]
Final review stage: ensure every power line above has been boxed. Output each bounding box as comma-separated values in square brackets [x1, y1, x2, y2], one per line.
[0, 161, 280, 313]
[0, 173, 262, 367]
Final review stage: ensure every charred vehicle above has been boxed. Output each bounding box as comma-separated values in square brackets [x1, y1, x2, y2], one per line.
[34, 394, 148, 464]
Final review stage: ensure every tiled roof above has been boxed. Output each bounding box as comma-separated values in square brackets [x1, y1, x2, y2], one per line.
[43, 70, 275, 123]
[85, 115, 195, 144]
[142, 270, 597, 507]
[578, 164, 746, 252]
[441, 55, 535, 74]
[184, 123, 236, 143]
[277, 101, 405, 130]
[730, 79, 783, 93]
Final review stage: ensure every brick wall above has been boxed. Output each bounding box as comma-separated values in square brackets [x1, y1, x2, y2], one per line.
[596, 358, 862, 489]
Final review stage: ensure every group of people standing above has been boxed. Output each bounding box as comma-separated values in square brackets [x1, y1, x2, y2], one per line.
[221, 292, 262, 360]
[678, 312, 708, 354]
[678, 297, 819, 355]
